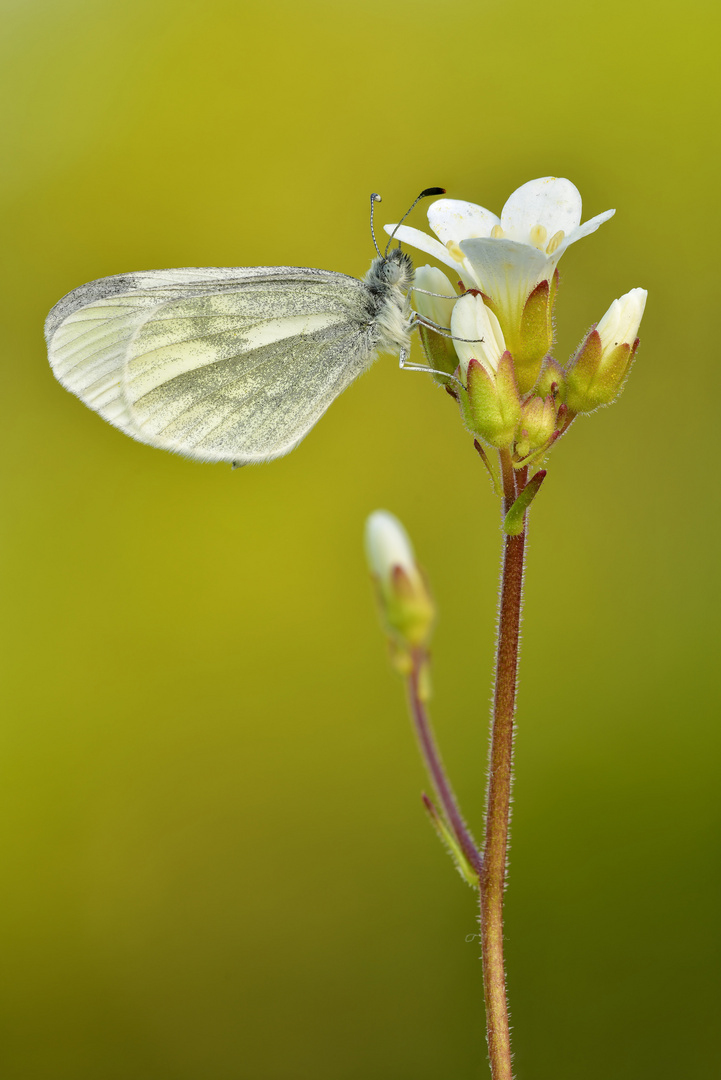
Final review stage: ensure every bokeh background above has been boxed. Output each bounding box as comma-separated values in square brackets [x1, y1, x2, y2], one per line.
[2, 0, 720, 1077]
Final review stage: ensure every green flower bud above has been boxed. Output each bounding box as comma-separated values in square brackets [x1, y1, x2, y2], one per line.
[514, 394, 557, 459]
[533, 356, 566, 402]
[565, 288, 647, 413]
[462, 353, 522, 449]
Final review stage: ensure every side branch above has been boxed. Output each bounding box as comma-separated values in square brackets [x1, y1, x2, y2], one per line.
[407, 652, 483, 876]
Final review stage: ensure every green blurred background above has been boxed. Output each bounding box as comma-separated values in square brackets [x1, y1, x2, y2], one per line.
[2, 0, 720, 1076]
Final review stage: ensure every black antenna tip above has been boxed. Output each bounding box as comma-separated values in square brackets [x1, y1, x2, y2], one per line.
[420, 187, 445, 198]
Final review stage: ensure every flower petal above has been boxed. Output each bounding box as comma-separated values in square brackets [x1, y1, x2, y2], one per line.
[412, 265, 458, 327]
[558, 208, 616, 254]
[451, 292, 506, 376]
[459, 237, 551, 332]
[365, 510, 417, 582]
[596, 287, 647, 348]
[427, 199, 499, 244]
[500, 177, 583, 244]
[382, 224, 459, 271]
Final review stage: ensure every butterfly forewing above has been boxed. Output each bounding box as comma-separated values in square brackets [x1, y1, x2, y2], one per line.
[46, 267, 377, 463]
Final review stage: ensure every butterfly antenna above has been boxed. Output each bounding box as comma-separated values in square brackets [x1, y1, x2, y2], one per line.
[369, 193, 382, 257]
[384, 187, 446, 257]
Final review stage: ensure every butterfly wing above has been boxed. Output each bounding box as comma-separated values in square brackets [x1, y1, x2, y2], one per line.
[45, 266, 377, 463]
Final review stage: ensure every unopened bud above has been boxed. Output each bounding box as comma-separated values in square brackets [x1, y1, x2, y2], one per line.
[533, 356, 566, 402]
[364, 511, 435, 652]
[462, 352, 522, 449]
[514, 394, 557, 459]
[565, 288, 647, 413]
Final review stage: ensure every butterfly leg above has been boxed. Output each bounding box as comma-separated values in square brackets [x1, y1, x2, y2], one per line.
[412, 312, 483, 345]
[398, 347, 463, 387]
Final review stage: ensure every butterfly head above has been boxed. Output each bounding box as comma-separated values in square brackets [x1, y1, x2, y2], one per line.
[366, 247, 414, 296]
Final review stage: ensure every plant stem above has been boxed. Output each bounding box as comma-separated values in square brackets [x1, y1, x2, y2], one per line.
[479, 451, 527, 1080]
[407, 653, 483, 875]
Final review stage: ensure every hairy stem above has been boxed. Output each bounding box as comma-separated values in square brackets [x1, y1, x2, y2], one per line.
[479, 452, 527, 1080]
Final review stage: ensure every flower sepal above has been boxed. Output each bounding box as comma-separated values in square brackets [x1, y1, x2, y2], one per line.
[513, 279, 555, 393]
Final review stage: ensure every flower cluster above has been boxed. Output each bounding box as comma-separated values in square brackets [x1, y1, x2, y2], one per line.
[386, 177, 647, 467]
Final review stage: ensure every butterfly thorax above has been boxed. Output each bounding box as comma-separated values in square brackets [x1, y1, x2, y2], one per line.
[363, 248, 414, 356]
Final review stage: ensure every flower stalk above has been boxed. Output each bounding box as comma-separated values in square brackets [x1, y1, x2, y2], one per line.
[479, 453, 527, 1080]
[366, 176, 648, 1079]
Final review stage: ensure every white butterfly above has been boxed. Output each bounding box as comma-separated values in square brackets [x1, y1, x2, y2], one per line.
[45, 189, 449, 466]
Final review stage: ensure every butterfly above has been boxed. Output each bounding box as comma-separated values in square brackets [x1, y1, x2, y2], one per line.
[45, 188, 448, 466]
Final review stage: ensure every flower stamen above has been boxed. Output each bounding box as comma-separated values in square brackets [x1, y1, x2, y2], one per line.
[546, 230, 564, 254]
[491, 225, 504, 239]
[529, 224, 547, 250]
[446, 240, 465, 261]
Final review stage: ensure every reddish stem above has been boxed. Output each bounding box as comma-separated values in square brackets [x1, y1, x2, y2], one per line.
[479, 451, 527, 1080]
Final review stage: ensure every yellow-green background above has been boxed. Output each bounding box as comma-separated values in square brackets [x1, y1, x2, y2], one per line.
[2, 0, 720, 1076]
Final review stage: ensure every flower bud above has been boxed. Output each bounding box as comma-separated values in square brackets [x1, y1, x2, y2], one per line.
[413, 265, 461, 381]
[364, 511, 434, 653]
[533, 356, 566, 402]
[565, 288, 647, 413]
[514, 394, 557, 459]
[462, 353, 521, 449]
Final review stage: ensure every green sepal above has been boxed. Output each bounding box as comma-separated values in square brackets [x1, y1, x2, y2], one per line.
[549, 267, 559, 310]
[421, 793, 479, 888]
[503, 470, 547, 535]
[564, 329, 602, 412]
[586, 343, 633, 407]
[566, 329, 634, 412]
[473, 439, 502, 497]
[460, 354, 520, 449]
[384, 564, 435, 647]
[514, 280, 554, 394]
[371, 563, 435, 655]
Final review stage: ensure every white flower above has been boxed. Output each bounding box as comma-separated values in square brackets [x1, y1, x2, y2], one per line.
[450, 293, 507, 377]
[385, 177, 615, 346]
[596, 287, 647, 353]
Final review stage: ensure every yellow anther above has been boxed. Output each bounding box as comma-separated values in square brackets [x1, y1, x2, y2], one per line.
[446, 240, 465, 261]
[529, 224, 547, 249]
[491, 224, 504, 239]
[546, 230, 564, 255]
